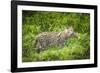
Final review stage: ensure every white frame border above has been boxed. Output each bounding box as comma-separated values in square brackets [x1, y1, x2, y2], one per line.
[17, 5, 94, 68]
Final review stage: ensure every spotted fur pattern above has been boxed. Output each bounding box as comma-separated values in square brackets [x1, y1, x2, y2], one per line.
[34, 27, 77, 53]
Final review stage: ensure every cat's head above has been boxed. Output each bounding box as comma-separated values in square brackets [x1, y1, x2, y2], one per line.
[64, 26, 80, 39]
[64, 26, 74, 36]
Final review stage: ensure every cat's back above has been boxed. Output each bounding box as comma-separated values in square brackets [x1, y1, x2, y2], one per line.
[37, 32, 60, 38]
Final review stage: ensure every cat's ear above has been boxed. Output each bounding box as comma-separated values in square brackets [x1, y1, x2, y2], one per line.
[66, 26, 69, 29]
[67, 26, 73, 29]
[64, 26, 70, 33]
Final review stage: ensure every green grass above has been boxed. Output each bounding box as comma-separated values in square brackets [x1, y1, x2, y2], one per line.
[22, 11, 90, 62]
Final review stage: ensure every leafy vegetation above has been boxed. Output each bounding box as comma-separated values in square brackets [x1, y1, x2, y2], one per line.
[22, 11, 90, 62]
